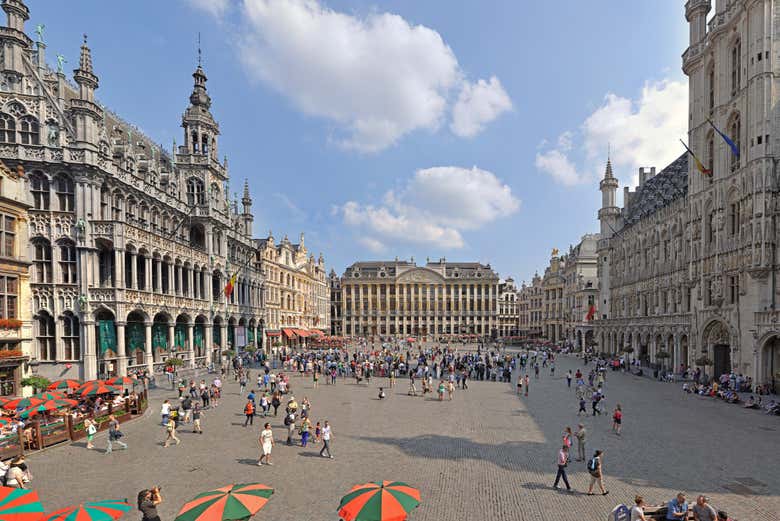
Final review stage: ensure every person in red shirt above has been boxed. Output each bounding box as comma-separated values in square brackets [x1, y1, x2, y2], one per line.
[612, 404, 623, 436]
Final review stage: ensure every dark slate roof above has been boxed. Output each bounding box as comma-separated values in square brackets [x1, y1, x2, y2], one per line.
[624, 153, 688, 224]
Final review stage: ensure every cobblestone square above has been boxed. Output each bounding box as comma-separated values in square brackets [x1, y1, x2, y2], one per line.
[27, 355, 780, 520]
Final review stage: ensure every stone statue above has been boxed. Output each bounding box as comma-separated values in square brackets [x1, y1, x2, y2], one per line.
[47, 124, 59, 146]
[551, 248, 559, 257]
[35, 24, 45, 44]
[56, 54, 66, 73]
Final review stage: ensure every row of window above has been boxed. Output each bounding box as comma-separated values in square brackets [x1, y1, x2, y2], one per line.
[0, 113, 39, 145]
[29, 174, 75, 211]
[36, 311, 80, 361]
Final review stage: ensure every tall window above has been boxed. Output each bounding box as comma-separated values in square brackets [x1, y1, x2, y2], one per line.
[112, 193, 123, 220]
[37, 312, 56, 360]
[33, 240, 52, 283]
[729, 275, 739, 304]
[730, 116, 741, 171]
[707, 210, 717, 246]
[0, 276, 17, 319]
[0, 113, 15, 143]
[59, 240, 77, 283]
[731, 39, 741, 96]
[100, 185, 110, 219]
[708, 66, 715, 112]
[0, 215, 14, 257]
[729, 201, 741, 237]
[707, 134, 715, 179]
[19, 116, 39, 145]
[187, 178, 205, 205]
[30, 174, 49, 210]
[61, 312, 80, 360]
[54, 174, 75, 212]
[126, 197, 136, 222]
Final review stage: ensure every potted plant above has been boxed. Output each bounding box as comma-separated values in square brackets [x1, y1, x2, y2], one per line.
[166, 357, 184, 368]
[21, 375, 51, 394]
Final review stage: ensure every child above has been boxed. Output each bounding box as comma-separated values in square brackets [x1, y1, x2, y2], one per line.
[378, 387, 386, 400]
[612, 404, 622, 435]
[192, 403, 203, 434]
[314, 421, 322, 443]
[578, 397, 587, 416]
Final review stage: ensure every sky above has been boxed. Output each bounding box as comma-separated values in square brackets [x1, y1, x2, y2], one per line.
[31, 0, 689, 284]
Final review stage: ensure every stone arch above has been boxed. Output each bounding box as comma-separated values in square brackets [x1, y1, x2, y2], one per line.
[700, 318, 735, 377]
[758, 333, 780, 394]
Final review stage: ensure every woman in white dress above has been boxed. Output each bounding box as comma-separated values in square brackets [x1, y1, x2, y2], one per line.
[258, 423, 274, 466]
[630, 495, 647, 521]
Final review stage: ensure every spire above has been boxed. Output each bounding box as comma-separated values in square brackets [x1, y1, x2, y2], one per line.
[604, 157, 613, 179]
[79, 33, 93, 73]
[242, 179, 251, 203]
[73, 33, 98, 99]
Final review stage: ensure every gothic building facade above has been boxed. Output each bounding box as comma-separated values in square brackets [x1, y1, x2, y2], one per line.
[497, 277, 519, 337]
[0, 1, 264, 382]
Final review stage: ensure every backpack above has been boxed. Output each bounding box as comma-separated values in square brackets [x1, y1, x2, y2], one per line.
[283, 414, 292, 426]
[587, 457, 599, 473]
[244, 403, 254, 415]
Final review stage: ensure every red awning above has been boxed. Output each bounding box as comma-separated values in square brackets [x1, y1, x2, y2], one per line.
[308, 329, 324, 337]
[282, 328, 297, 339]
[295, 329, 311, 338]
[266, 331, 281, 337]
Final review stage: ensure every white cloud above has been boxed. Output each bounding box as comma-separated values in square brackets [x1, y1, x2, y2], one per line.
[190, 0, 511, 152]
[536, 78, 687, 187]
[358, 237, 386, 253]
[450, 76, 513, 138]
[339, 166, 519, 249]
[188, 0, 230, 18]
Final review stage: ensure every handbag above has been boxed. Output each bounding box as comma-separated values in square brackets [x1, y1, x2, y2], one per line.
[87, 424, 97, 435]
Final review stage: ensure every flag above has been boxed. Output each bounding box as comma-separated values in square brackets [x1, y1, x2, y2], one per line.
[679, 139, 712, 176]
[708, 119, 740, 158]
[224, 272, 237, 298]
[585, 305, 596, 321]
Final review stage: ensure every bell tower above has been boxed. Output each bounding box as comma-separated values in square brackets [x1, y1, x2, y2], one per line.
[598, 158, 620, 239]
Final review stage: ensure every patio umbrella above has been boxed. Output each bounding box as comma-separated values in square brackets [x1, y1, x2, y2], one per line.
[2, 396, 45, 411]
[338, 481, 421, 521]
[0, 418, 11, 426]
[34, 392, 65, 401]
[104, 377, 134, 387]
[0, 487, 46, 521]
[174, 483, 274, 521]
[43, 500, 132, 521]
[18, 399, 79, 419]
[47, 380, 81, 392]
[77, 384, 120, 397]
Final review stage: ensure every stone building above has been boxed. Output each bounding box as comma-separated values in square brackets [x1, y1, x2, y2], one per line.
[328, 268, 342, 336]
[255, 232, 329, 346]
[562, 234, 600, 350]
[593, 0, 780, 390]
[0, 160, 31, 395]
[338, 259, 500, 338]
[542, 254, 566, 343]
[518, 273, 543, 338]
[0, 1, 264, 381]
[497, 277, 519, 337]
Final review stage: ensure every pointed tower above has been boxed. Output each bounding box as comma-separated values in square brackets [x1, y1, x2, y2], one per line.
[70, 35, 103, 148]
[0, 0, 32, 82]
[598, 158, 620, 239]
[182, 63, 219, 160]
[241, 179, 253, 237]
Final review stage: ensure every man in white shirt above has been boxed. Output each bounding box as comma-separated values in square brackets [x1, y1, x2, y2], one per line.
[319, 420, 333, 458]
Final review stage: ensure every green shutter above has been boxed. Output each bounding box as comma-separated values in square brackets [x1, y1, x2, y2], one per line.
[152, 323, 168, 351]
[98, 320, 117, 355]
[194, 324, 204, 348]
[174, 324, 187, 350]
[126, 322, 145, 353]
[227, 325, 235, 348]
[213, 326, 221, 346]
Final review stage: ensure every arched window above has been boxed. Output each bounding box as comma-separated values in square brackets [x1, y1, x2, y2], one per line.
[37, 311, 56, 360]
[191, 131, 199, 153]
[731, 39, 741, 96]
[19, 115, 39, 145]
[201, 134, 209, 155]
[100, 185, 110, 219]
[730, 115, 741, 172]
[139, 203, 149, 226]
[0, 113, 15, 143]
[59, 240, 77, 284]
[61, 311, 80, 360]
[150, 207, 159, 231]
[30, 173, 49, 210]
[728, 196, 741, 237]
[708, 65, 715, 113]
[126, 197, 136, 222]
[54, 174, 75, 212]
[706, 132, 715, 180]
[32, 239, 52, 283]
[187, 178, 205, 206]
[112, 193, 123, 220]
[190, 223, 205, 250]
[708, 210, 717, 246]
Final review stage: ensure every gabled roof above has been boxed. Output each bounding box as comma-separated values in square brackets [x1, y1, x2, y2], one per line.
[624, 153, 688, 224]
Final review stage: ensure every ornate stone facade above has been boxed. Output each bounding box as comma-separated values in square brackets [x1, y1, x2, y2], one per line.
[337, 259, 500, 338]
[328, 268, 342, 336]
[0, 1, 264, 380]
[542, 254, 566, 343]
[255, 233, 329, 345]
[562, 234, 599, 350]
[518, 273, 543, 338]
[497, 277, 519, 337]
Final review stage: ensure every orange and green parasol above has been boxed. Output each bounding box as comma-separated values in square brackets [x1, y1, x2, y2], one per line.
[174, 484, 273, 521]
[2, 396, 46, 411]
[338, 481, 421, 521]
[0, 487, 46, 521]
[47, 380, 81, 392]
[43, 500, 132, 521]
[18, 399, 79, 419]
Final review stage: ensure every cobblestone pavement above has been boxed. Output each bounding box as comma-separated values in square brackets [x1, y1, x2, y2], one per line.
[26, 353, 780, 521]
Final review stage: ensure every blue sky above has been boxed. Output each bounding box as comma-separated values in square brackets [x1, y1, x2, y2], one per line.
[33, 0, 689, 283]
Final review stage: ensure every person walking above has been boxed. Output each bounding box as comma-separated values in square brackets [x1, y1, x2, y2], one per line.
[243, 398, 255, 427]
[577, 396, 587, 416]
[84, 418, 97, 449]
[258, 422, 274, 466]
[181, 395, 192, 423]
[566, 370, 573, 388]
[106, 414, 127, 453]
[575, 424, 586, 462]
[586, 450, 608, 495]
[192, 403, 203, 434]
[300, 416, 312, 447]
[319, 420, 333, 458]
[163, 416, 180, 447]
[552, 444, 572, 491]
[160, 400, 171, 426]
[271, 391, 281, 416]
[284, 410, 296, 445]
[612, 404, 623, 435]
[239, 373, 247, 395]
[524, 374, 529, 397]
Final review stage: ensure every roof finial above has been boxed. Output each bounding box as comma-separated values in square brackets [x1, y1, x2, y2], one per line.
[197, 32, 202, 66]
[607, 142, 611, 161]
[83, 33, 88, 45]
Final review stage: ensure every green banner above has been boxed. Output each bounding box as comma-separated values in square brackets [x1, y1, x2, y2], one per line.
[152, 323, 168, 350]
[174, 324, 187, 350]
[248, 328, 254, 343]
[213, 326, 221, 346]
[194, 324, 204, 348]
[98, 320, 116, 355]
[228, 325, 235, 348]
[126, 322, 145, 353]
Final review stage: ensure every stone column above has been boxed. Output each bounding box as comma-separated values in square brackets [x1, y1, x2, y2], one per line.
[176, 266, 183, 296]
[144, 321, 154, 374]
[221, 322, 228, 351]
[130, 252, 137, 290]
[204, 322, 213, 360]
[82, 320, 97, 381]
[114, 249, 125, 289]
[187, 268, 194, 298]
[187, 323, 195, 368]
[145, 256, 153, 291]
[168, 263, 174, 295]
[116, 321, 127, 376]
[168, 323, 175, 355]
[155, 259, 162, 293]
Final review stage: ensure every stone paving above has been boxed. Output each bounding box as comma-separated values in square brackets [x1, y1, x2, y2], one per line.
[26, 353, 780, 521]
